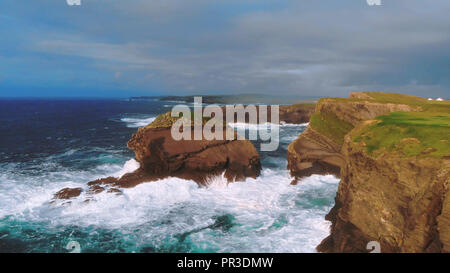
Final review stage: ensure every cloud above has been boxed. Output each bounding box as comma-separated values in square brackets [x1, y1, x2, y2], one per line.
[1, 0, 449, 97]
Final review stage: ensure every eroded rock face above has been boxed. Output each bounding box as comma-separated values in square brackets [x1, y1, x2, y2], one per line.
[53, 115, 261, 200]
[220, 104, 314, 125]
[287, 93, 418, 182]
[53, 187, 82, 199]
[316, 99, 417, 127]
[279, 104, 315, 124]
[287, 91, 450, 252]
[317, 129, 450, 253]
[287, 127, 343, 183]
[126, 125, 261, 185]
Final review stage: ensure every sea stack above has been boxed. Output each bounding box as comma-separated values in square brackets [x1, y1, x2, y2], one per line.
[54, 111, 262, 200]
[126, 111, 261, 185]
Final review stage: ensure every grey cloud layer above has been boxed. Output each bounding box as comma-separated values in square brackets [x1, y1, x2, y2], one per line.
[3, 0, 450, 97]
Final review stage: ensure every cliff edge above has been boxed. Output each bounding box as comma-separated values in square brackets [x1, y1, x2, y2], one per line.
[288, 92, 450, 252]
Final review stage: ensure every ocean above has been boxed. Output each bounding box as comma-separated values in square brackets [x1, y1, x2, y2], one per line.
[0, 99, 338, 253]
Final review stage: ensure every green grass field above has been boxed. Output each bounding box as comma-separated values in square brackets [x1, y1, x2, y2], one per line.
[310, 112, 354, 145]
[310, 92, 450, 158]
[354, 111, 450, 158]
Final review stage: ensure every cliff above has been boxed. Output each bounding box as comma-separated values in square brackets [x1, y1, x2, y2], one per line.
[220, 104, 314, 125]
[287, 92, 450, 252]
[318, 121, 450, 252]
[54, 111, 261, 200]
[279, 104, 315, 124]
[287, 92, 419, 182]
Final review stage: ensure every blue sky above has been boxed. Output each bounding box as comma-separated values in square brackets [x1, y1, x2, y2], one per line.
[0, 0, 449, 98]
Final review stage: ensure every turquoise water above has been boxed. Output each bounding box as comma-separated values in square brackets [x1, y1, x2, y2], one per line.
[0, 99, 339, 253]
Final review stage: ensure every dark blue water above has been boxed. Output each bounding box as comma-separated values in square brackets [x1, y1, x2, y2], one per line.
[0, 99, 338, 253]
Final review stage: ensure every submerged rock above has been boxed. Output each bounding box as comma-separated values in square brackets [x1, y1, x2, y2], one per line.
[53, 187, 82, 199]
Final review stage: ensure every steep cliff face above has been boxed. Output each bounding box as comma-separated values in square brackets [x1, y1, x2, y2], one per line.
[53, 111, 261, 200]
[318, 120, 450, 252]
[287, 92, 418, 182]
[287, 127, 344, 184]
[279, 104, 315, 124]
[288, 92, 450, 252]
[126, 122, 261, 184]
[316, 97, 418, 126]
[287, 92, 450, 252]
[221, 104, 315, 125]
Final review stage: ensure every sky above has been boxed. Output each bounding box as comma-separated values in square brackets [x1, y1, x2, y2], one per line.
[0, 0, 449, 98]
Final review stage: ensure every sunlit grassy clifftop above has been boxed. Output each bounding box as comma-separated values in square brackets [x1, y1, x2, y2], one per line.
[310, 112, 354, 145]
[309, 92, 450, 158]
[354, 111, 450, 158]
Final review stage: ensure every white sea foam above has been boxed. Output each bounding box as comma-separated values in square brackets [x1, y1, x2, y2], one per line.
[0, 158, 339, 252]
[0, 121, 337, 253]
[114, 158, 140, 178]
[120, 117, 156, 128]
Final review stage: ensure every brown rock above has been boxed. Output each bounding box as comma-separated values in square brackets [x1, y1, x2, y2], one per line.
[287, 126, 343, 181]
[53, 187, 82, 200]
[316, 98, 418, 127]
[127, 124, 261, 185]
[107, 188, 122, 195]
[53, 113, 262, 200]
[219, 104, 314, 125]
[286, 91, 450, 252]
[87, 185, 105, 194]
[317, 130, 450, 252]
[279, 104, 315, 124]
[287, 93, 418, 181]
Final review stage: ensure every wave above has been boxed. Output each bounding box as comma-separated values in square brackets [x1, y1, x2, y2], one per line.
[120, 117, 156, 128]
[0, 157, 339, 253]
[114, 158, 140, 178]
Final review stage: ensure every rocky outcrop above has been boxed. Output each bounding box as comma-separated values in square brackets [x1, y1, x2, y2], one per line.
[279, 104, 315, 124]
[53, 187, 83, 200]
[287, 91, 450, 253]
[53, 111, 261, 200]
[287, 127, 344, 184]
[438, 191, 450, 252]
[317, 122, 450, 252]
[126, 123, 261, 184]
[222, 104, 314, 125]
[316, 97, 417, 126]
[287, 92, 418, 182]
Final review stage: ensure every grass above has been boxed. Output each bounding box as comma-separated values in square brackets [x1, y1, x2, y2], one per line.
[310, 92, 449, 158]
[354, 111, 450, 158]
[320, 92, 450, 113]
[363, 92, 450, 113]
[282, 103, 316, 109]
[310, 112, 354, 145]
